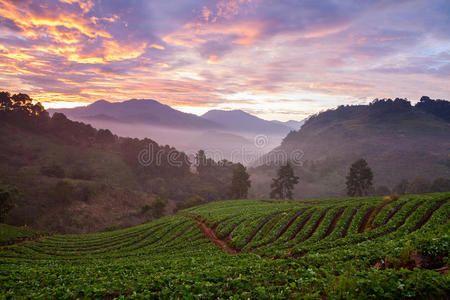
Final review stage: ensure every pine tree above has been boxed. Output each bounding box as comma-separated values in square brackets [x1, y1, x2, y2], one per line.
[346, 159, 373, 197]
[229, 163, 251, 199]
[270, 162, 299, 199]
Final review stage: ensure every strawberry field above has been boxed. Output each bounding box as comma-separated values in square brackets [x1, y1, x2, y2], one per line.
[1, 192, 449, 299]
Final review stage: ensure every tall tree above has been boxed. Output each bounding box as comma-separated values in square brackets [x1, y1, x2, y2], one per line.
[346, 159, 373, 197]
[270, 162, 299, 199]
[229, 163, 251, 199]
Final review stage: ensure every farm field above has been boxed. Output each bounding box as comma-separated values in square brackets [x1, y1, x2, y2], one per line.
[1, 192, 449, 299]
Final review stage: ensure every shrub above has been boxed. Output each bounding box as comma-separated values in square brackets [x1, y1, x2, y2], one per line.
[40, 164, 65, 178]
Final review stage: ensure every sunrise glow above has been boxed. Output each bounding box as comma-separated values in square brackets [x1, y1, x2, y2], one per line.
[0, 0, 449, 120]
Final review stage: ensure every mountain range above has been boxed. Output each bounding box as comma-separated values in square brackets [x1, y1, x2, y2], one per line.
[49, 99, 306, 162]
[49, 99, 303, 134]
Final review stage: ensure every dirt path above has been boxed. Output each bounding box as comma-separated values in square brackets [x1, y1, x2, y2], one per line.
[180, 213, 237, 254]
[194, 220, 237, 254]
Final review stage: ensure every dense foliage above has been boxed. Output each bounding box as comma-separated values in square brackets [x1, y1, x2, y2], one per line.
[0, 192, 448, 298]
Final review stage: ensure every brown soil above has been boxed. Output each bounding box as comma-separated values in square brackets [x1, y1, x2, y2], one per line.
[241, 212, 282, 249]
[341, 206, 359, 238]
[365, 198, 396, 231]
[194, 220, 237, 254]
[252, 208, 309, 249]
[290, 202, 425, 258]
[288, 210, 315, 241]
[358, 207, 375, 233]
[380, 202, 407, 227]
[223, 219, 245, 238]
[412, 198, 449, 231]
[322, 207, 345, 239]
[298, 208, 331, 243]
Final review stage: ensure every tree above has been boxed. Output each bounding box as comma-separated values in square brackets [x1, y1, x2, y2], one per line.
[0, 91, 11, 111]
[96, 129, 116, 144]
[150, 196, 167, 218]
[0, 185, 18, 222]
[393, 179, 409, 195]
[373, 185, 391, 196]
[346, 159, 373, 197]
[53, 180, 74, 204]
[229, 163, 251, 199]
[431, 178, 450, 192]
[270, 162, 299, 199]
[408, 177, 431, 194]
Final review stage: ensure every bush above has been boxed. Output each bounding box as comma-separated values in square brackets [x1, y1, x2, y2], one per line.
[53, 180, 74, 204]
[40, 164, 65, 178]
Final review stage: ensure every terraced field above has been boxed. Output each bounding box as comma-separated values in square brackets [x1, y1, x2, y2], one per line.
[1, 193, 449, 298]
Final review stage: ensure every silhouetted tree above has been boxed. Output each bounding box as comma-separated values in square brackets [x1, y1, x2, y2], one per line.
[195, 150, 207, 175]
[416, 96, 450, 122]
[346, 159, 373, 197]
[0, 91, 11, 111]
[96, 129, 116, 144]
[229, 163, 251, 199]
[0, 185, 18, 222]
[270, 162, 299, 199]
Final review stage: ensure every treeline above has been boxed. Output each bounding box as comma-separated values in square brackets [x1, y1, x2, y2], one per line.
[286, 96, 449, 142]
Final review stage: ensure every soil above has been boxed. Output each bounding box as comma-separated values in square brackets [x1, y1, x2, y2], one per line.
[194, 220, 237, 254]
[322, 207, 345, 239]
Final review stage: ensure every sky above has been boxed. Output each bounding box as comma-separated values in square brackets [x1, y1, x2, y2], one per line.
[0, 0, 449, 121]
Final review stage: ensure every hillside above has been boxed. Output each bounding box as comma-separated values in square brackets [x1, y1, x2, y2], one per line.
[251, 98, 450, 199]
[0, 93, 241, 233]
[1, 192, 448, 298]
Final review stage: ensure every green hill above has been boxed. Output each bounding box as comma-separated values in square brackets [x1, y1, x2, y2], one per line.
[251, 98, 450, 199]
[1, 192, 448, 298]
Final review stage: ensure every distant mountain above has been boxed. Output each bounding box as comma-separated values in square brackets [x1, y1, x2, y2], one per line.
[50, 102, 299, 159]
[201, 109, 292, 134]
[271, 119, 305, 130]
[49, 99, 220, 129]
[250, 97, 450, 199]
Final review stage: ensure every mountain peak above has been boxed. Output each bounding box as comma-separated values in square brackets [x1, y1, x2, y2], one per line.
[202, 109, 290, 134]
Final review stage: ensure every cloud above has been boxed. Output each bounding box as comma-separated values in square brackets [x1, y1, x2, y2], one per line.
[0, 0, 449, 120]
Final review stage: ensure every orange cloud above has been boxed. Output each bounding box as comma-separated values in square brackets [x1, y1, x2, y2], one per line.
[0, 0, 111, 43]
[59, 0, 94, 14]
[207, 55, 223, 64]
[163, 20, 263, 47]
